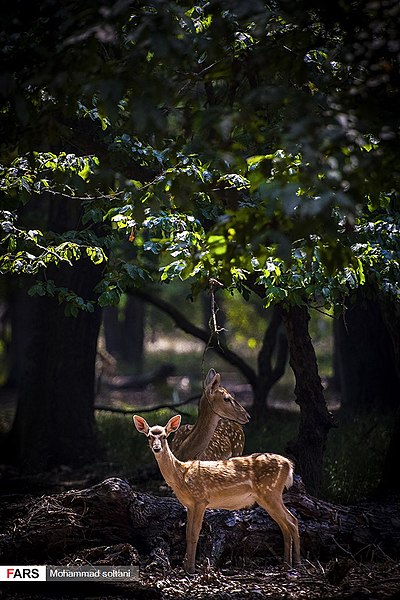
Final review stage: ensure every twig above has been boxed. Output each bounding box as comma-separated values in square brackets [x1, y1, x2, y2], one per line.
[202, 278, 227, 381]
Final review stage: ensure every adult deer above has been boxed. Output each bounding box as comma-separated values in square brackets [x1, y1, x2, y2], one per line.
[171, 369, 250, 460]
[133, 414, 301, 574]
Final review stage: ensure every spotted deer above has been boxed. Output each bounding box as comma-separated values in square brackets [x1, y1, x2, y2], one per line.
[171, 369, 250, 460]
[133, 414, 301, 574]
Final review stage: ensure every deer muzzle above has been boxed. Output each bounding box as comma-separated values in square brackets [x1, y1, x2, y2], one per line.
[235, 402, 251, 424]
[152, 439, 162, 453]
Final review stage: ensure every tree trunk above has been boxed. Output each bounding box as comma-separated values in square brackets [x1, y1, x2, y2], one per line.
[2, 277, 32, 389]
[251, 306, 288, 422]
[379, 298, 400, 494]
[380, 296, 400, 377]
[283, 305, 335, 496]
[124, 295, 145, 374]
[335, 289, 400, 412]
[103, 306, 122, 358]
[4, 197, 103, 471]
[379, 406, 400, 495]
[1, 477, 399, 566]
[6, 259, 102, 471]
[103, 296, 145, 374]
[331, 318, 342, 393]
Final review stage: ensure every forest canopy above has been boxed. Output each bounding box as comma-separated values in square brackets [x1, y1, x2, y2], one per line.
[1, 0, 399, 314]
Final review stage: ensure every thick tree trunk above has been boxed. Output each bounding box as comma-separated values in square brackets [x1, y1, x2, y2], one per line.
[379, 298, 400, 494]
[379, 406, 400, 495]
[103, 296, 145, 374]
[1, 477, 399, 566]
[103, 306, 122, 357]
[6, 258, 102, 471]
[331, 319, 342, 392]
[380, 297, 400, 377]
[335, 289, 400, 412]
[124, 295, 145, 374]
[283, 305, 335, 496]
[251, 306, 288, 421]
[4, 197, 103, 471]
[2, 278, 32, 388]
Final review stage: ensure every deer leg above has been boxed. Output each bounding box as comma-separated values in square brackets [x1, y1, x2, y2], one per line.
[184, 504, 206, 574]
[257, 497, 299, 568]
[276, 506, 300, 566]
[287, 511, 301, 566]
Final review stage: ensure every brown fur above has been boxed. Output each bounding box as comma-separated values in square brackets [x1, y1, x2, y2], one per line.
[171, 369, 249, 460]
[133, 414, 301, 574]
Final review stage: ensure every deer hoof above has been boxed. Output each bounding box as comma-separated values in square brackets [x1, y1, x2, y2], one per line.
[184, 563, 196, 575]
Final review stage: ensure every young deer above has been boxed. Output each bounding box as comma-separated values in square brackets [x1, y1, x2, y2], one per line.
[171, 369, 250, 460]
[133, 414, 301, 574]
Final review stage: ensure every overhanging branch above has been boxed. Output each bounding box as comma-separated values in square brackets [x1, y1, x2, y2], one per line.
[130, 287, 257, 388]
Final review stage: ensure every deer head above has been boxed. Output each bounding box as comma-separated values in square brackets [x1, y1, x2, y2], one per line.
[203, 369, 250, 425]
[133, 414, 181, 454]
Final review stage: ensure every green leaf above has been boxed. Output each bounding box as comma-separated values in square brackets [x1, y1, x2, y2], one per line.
[208, 235, 227, 256]
[86, 246, 106, 265]
[28, 282, 46, 296]
[143, 241, 161, 254]
[78, 161, 91, 181]
[123, 263, 146, 280]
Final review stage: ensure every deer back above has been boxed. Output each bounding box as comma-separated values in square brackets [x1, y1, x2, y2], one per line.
[171, 419, 245, 460]
[175, 453, 293, 510]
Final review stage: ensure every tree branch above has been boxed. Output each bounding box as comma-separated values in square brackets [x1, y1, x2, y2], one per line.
[94, 395, 197, 417]
[130, 287, 258, 388]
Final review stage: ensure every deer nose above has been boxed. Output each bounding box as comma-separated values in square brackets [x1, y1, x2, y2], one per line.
[152, 440, 162, 452]
[239, 406, 251, 424]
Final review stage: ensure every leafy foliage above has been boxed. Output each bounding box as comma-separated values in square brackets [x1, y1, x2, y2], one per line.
[1, 0, 399, 311]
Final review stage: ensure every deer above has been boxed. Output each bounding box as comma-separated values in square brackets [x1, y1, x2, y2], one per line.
[170, 369, 250, 460]
[133, 414, 301, 574]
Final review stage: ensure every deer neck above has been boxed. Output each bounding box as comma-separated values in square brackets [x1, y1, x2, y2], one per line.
[153, 440, 185, 491]
[178, 393, 221, 459]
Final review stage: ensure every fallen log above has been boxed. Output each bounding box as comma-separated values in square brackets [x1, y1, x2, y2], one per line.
[1, 477, 399, 566]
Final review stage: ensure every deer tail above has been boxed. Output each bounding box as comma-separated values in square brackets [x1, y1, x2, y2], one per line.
[285, 460, 294, 490]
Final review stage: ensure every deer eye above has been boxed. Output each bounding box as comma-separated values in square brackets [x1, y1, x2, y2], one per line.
[224, 395, 231, 402]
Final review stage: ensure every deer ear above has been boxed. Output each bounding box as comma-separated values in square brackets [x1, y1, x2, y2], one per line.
[165, 414, 181, 436]
[205, 368, 218, 388]
[133, 415, 150, 435]
[205, 369, 220, 390]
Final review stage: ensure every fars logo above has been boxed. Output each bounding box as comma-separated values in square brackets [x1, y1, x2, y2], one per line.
[0, 566, 46, 582]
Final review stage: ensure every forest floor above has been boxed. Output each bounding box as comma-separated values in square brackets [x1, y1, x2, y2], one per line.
[1, 559, 400, 599]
